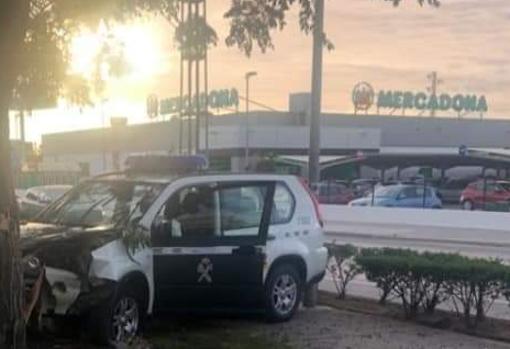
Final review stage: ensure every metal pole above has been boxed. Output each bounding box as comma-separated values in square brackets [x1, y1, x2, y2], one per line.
[422, 179, 427, 208]
[483, 176, 488, 211]
[204, 0, 209, 156]
[371, 182, 375, 207]
[194, 1, 201, 154]
[244, 72, 257, 171]
[101, 99, 107, 171]
[19, 110, 25, 165]
[245, 75, 249, 171]
[187, 0, 192, 155]
[308, 0, 324, 185]
[178, 1, 184, 155]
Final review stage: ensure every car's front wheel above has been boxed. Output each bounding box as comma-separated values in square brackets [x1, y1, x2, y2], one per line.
[89, 282, 146, 346]
[265, 264, 302, 322]
[462, 200, 474, 210]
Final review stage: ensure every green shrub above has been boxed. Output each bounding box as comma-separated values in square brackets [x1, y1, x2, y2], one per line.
[326, 243, 362, 299]
[357, 248, 424, 306]
[357, 250, 448, 317]
[324, 245, 510, 329]
[357, 248, 510, 327]
[443, 256, 508, 328]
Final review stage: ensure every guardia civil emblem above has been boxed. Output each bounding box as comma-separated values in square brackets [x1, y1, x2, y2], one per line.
[197, 257, 213, 283]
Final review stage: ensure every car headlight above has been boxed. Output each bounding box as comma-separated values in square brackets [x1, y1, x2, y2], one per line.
[23, 255, 42, 272]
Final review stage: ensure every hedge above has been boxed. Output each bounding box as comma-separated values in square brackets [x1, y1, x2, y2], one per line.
[326, 244, 510, 328]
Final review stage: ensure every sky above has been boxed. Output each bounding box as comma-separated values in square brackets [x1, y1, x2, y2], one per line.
[10, 0, 510, 143]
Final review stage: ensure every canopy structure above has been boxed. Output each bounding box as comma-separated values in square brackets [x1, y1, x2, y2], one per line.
[277, 147, 510, 178]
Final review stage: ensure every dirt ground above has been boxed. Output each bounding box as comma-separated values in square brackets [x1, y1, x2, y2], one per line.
[30, 306, 510, 349]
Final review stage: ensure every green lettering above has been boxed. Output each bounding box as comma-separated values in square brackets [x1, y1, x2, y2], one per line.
[403, 92, 414, 109]
[230, 88, 240, 106]
[393, 91, 403, 108]
[209, 91, 218, 108]
[452, 95, 464, 112]
[463, 95, 477, 112]
[217, 89, 230, 108]
[414, 93, 427, 110]
[175, 98, 182, 113]
[182, 95, 190, 112]
[477, 96, 488, 112]
[428, 95, 439, 111]
[160, 99, 170, 114]
[377, 91, 394, 108]
[439, 94, 451, 111]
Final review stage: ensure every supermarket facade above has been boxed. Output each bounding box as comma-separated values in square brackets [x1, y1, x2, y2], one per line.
[41, 92, 510, 180]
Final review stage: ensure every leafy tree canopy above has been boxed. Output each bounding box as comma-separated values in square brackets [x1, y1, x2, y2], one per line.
[2, 0, 441, 110]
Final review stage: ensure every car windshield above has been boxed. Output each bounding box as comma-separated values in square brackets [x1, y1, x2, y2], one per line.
[34, 186, 72, 202]
[37, 180, 164, 227]
[373, 186, 401, 198]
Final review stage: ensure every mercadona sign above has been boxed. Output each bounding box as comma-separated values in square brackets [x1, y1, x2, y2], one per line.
[352, 82, 489, 114]
[377, 90, 488, 113]
[159, 88, 239, 115]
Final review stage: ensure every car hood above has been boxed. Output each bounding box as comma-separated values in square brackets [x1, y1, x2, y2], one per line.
[20, 222, 120, 277]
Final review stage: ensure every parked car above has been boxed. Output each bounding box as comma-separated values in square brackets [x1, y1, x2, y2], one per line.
[21, 156, 327, 345]
[349, 184, 442, 209]
[350, 179, 378, 198]
[19, 185, 72, 219]
[498, 180, 510, 191]
[460, 180, 510, 210]
[437, 178, 475, 204]
[310, 181, 355, 205]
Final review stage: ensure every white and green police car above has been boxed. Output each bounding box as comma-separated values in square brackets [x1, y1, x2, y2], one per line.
[21, 156, 328, 344]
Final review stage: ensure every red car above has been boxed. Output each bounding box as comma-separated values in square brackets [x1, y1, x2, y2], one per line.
[311, 181, 355, 205]
[460, 180, 510, 210]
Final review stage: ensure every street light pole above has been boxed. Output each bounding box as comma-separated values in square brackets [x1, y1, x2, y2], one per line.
[308, 0, 325, 185]
[245, 71, 257, 171]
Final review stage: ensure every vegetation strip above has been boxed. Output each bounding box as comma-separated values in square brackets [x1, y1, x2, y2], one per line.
[326, 243, 510, 330]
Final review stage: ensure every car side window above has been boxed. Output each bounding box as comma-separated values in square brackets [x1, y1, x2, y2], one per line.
[153, 184, 220, 244]
[271, 183, 295, 225]
[220, 185, 267, 237]
[401, 187, 417, 199]
[152, 182, 273, 245]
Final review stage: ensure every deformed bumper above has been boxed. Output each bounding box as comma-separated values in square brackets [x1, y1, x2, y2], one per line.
[67, 279, 116, 316]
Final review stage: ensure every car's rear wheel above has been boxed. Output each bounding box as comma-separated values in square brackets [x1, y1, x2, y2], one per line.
[265, 264, 302, 322]
[462, 200, 474, 210]
[89, 282, 146, 346]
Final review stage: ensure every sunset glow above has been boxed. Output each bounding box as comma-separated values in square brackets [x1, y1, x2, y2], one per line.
[70, 22, 164, 81]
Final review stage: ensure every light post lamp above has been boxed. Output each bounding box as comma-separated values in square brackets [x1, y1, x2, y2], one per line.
[244, 71, 257, 171]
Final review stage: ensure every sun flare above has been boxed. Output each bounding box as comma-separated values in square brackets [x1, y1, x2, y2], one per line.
[70, 22, 163, 81]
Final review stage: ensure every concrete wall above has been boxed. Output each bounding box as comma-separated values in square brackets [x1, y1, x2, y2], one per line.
[322, 205, 510, 244]
[204, 126, 381, 151]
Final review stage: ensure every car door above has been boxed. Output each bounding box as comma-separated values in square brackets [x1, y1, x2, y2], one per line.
[151, 180, 275, 312]
[396, 187, 420, 208]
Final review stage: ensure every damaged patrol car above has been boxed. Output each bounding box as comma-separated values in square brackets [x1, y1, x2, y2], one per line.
[21, 156, 328, 345]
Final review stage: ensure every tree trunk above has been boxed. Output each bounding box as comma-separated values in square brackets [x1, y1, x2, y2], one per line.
[0, 1, 30, 347]
[0, 96, 25, 347]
